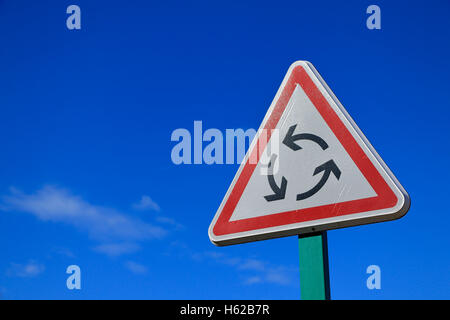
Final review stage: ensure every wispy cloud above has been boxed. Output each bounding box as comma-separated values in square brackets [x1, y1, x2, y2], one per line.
[238, 258, 266, 272]
[1, 186, 168, 256]
[155, 216, 184, 230]
[125, 261, 148, 275]
[172, 245, 296, 287]
[132, 195, 160, 212]
[7, 260, 45, 278]
[52, 247, 76, 258]
[207, 253, 294, 286]
[262, 267, 293, 286]
[205, 253, 293, 285]
[244, 276, 262, 285]
[132, 195, 185, 230]
[93, 243, 140, 257]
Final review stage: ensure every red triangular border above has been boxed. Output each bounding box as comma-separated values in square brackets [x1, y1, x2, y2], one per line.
[213, 66, 398, 236]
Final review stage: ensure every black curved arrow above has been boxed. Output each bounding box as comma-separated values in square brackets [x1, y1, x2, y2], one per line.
[296, 160, 341, 201]
[264, 154, 287, 202]
[283, 124, 329, 151]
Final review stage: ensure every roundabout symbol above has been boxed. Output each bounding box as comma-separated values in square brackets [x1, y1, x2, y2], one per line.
[264, 124, 341, 202]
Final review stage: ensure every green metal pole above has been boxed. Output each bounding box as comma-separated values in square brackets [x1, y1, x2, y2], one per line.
[298, 231, 330, 300]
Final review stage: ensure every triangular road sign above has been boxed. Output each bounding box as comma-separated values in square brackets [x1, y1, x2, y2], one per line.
[209, 61, 410, 246]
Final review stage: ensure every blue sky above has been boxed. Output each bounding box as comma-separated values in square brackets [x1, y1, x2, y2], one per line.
[0, 0, 449, 299]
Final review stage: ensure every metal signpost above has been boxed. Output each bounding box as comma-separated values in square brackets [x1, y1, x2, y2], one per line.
[299, 232, 330, 300]
[209, 61, 410, 299]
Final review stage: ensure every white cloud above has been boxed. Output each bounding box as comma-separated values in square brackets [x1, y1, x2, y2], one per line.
[52, 247, 76, 258]
[165, 242, 296, 287]
[155, 216, 184, 230]
[1, 186, 168, 256]
[7, 261, 45, 278]
[238, 258, 266, 272]
[192, 250, 296, 286]
[2, 186, 166, 241]
[132, 195, 160, 212]
[93, 243, 140, 257]
[244, 276, 262, 285]
[263, 267, 293, 286]
[125, 261, 148, 275]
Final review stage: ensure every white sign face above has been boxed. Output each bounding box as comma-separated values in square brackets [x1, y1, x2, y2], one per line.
[209, 61, 410, 246]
